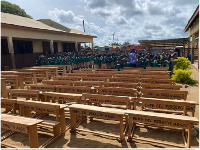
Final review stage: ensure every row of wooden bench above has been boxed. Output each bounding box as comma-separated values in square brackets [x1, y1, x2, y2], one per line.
[2, 96, 198, 148]
[3, 91, 194, 116]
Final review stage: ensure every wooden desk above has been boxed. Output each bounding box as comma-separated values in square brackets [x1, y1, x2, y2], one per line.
[7, 89, 40, 100]
[69, 104, 126, 142]
[109, 77, 140, 83]
[141, 83, 182, 90]
[1, 114, 43, 148]
[42, 80, 71, 85]
[71, 81, 103, 87]
[144, 67, 169, 71]
[131, 97, 197, 116]
[53, 76, 80, 81]
[27, 84, 56, 92]
[83, 93, 131, 109]
[1, 75, 19, 89]
[98, 87, 137, 97]
[103, 82, 139, 89]
[81, 77, 108, 82]
[140, 78, 175, 85]
[126, 110, 199, 148]
[140, 89, 188, 100]
[42, 92, 82, 104]
[17, 100, 66, 132]
[140, 75, 170, 79]
[1, 98, 18, 114]
[56, 85, 97, 94]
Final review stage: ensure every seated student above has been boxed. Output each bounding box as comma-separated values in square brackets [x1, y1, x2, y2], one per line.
[94, 55, 99, 69]
[101, 56, 107, 69]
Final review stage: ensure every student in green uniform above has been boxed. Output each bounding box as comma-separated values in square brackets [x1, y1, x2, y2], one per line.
[94, 55, 99, 69]
[153, 56, 159, 67]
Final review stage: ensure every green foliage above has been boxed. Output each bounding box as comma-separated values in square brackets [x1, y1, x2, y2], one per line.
[111, 42, 121, 46]
[171, 69, 196, 84]
[173, 57, 191, 70]
[1, 1, 32, 18]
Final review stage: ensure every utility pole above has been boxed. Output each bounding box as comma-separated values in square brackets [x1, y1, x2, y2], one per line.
[83, 20, 86, 51]
[112, 32, 115, 49]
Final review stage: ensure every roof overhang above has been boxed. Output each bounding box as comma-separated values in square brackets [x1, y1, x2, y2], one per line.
[184, 5, 199, 32]
[1, 23, 97, 38]
[138, 38, 188, 48]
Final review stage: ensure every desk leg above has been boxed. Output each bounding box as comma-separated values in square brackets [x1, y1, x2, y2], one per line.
[187, 127, 192, 148]
[70, 112, 76, 133]
[63, 67, 66, 76]
[59, 108, 66, 132]
[127, 120, 132, 142]
[119, 116, 124, 142]
[28, 124, 39, 148]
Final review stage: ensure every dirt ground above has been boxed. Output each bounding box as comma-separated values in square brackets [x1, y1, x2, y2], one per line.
[1, 65, 199, 148]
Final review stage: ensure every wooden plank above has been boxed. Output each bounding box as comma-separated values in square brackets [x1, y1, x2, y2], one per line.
[109, 77, 140, 83]
[71, 81, 103, 87]
[103, 82, 139, 89]
[7, 89, 40, 100]
[27, 84, 56, 92]
[53, 76, 80, 81]
[140, 78, 175, 85]
[132, 97, 197, 115]
[98, 87, 137, 97]
[140, 89, 188, 100]
[141, 83, 182, 90]
[42, 80, 71, 85]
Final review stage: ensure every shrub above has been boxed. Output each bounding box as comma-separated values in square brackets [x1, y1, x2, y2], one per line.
[171, 69, 196, 84]
[173, 57, 191, 71]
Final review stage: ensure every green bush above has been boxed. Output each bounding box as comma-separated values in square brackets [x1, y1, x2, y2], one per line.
[173, 57, 191, 70]
[171, 69, 196, 84]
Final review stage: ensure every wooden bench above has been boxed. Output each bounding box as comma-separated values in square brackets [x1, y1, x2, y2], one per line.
[113, 74, 140, 78]
[42, 80, 71, 85]
[109, 77, 140, 83]
[1, 114, 43, 148]
[64, 73, 88, 77]
[126, 110, 199, 148]
[131, 97, 198, 116]
[140, 78, 175, 85]
[56, 85, 97, 94]
[17, 99, 66, 132]
[7, 89, 40, 100]
[82, 93, 131, 109]
[98, 87, 137, 97]
[140, 75, 170, 79]
[103, 82, 139, 89]
[140, 89, 188, 100]
[32, 66, 59, 77]
[17, 69, 49, 83]
[69, 104, 127, 142]
[27, 84, 56, 92]
[42, 92, 82, 104]
[53, 76, 80, 81]
[141, 71, 171, 76]
[1, 98, 18, 114]
[1, 78, 7, 98]
[1, 75, 21, 89]
[144, 67, 169, 71]
[81, 77, 108, 82]
[141, 83, 182, 90]
[42, 65, 67, 75]
[71, 81, 103, 87]
[73, 70, 93, 73]
[87, 73, 113, 78]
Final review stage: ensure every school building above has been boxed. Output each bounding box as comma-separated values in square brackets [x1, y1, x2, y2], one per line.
[1, 12, 97, 69]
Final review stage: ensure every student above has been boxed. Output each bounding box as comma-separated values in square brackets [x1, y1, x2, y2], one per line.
[94, 55, 99, 69]
[153, 56, 159, 67]
[101, 56, 107, 69]
[129, 49, 138, 67]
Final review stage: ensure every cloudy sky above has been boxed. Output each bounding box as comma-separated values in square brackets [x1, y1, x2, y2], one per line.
[3, 0, 199, 46]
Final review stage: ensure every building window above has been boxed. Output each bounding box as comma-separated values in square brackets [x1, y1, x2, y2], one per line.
[13, 40, 33, 54]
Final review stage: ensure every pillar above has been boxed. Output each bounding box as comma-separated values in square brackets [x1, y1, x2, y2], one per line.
[50, 40, 54, 54]
[183, 43, 185, 57]
[75, 41, 78, 52]
[92, 42, 94, 54]
[187, 37, 191, 58]
[191, 34, 195, 64]
[7, 36, 16, 69]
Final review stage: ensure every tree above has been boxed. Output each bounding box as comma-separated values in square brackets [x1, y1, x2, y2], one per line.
[123, 41, 130, 45]
[1, 1, 32, 18]
[111, 42, 121, 46]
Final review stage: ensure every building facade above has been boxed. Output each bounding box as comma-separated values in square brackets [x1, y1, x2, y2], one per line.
[1, 13, 97, 69]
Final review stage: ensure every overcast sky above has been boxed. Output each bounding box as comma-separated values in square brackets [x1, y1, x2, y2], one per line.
[2, 0, 199, 46]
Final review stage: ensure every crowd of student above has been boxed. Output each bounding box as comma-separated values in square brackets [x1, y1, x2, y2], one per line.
[35, 49, 178, 71]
